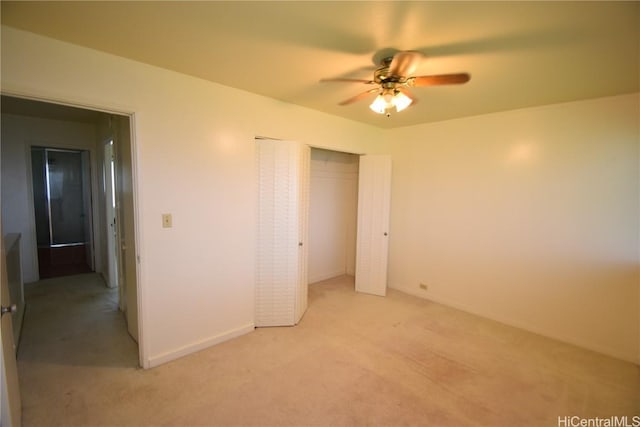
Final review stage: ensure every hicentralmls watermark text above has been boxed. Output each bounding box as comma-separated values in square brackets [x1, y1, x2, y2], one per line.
[558, 416, 640, 427]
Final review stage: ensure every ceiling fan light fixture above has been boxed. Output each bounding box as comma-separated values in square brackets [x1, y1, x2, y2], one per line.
[393, 91, 412, 112]
[322, 50, 470, 117]
[369, 95, 387, 114]
[369, 91, 413, 114]
[383, 92, 395, 107]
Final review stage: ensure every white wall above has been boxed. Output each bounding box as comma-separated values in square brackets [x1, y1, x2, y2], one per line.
[0, 113, 102, 283]
[387, 94, 640, 363]
[0, 26, 386, 367]
[308, 148, 359, 283]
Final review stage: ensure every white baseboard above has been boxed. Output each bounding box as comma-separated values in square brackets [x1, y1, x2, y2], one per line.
[146, 323, 255, 368]
[390, 284, 639, 366]
[308, 270, 346, 285]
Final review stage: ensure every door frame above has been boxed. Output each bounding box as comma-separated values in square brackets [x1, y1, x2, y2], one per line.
[306, 145, 392, 296]
[1, 90, 146, 368]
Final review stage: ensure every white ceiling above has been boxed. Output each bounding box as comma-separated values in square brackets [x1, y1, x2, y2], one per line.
[1, 1, 638, 129]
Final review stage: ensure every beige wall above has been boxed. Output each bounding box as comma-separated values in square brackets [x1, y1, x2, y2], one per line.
[0, 26, 385, 367]
[386, 94, 640, 363]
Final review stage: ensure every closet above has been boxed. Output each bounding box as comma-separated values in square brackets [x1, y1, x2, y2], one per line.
[308, 148, 359, 284]
[256, 139, 391, 327]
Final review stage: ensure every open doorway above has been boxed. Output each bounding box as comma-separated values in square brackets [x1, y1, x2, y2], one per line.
[308, 147, 392, 297]
[30, 147, 94, 279]
[0, 94, 140, 358]
[308, 148, 360, 286]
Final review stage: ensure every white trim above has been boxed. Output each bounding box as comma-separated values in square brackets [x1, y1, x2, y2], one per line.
[307, 143, 364, 156]
[146, 324, 255, 368]
[0, 90, 136, 117]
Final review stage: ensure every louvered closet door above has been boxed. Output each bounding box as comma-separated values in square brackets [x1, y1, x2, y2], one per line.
[355, 155, 392, 296]
[256, 139, 309, 327]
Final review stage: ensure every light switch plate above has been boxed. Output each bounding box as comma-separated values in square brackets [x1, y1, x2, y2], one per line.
[162, 213, 172, 228]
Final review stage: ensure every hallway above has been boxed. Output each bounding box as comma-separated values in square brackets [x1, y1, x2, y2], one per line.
[18, 273, 137, 368]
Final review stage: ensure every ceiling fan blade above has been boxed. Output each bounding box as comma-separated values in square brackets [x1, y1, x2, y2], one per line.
[320, 78, 375, 84]
[409, 73, 471, 87]
[338, 88, 379, 106]
[397, 87, 418, 105]
[388, 51, 423, 77]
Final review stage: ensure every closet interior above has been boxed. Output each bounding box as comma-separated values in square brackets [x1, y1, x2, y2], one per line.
[308, 148, 359, 285]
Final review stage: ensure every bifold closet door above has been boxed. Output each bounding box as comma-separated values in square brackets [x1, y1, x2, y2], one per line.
[256, 139, 309, 327]
[355, 155, 392, 297]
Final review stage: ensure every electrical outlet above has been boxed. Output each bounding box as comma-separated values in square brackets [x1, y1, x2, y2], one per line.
[419, 283, 428, 291]
[162, 213, 172, 228]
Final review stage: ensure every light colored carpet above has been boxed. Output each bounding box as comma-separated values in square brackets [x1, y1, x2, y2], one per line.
[17, 273, 640, 426]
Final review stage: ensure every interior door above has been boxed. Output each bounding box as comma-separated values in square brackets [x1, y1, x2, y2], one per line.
[114, 116, 139, 343]
[295, 145, 310, 322]
[47, 150, 86, 245]
[256, 139, 309, 326]
[1, 231, 22, 427]
[355, 155, 392, 296]
[104, 141, 120, 290]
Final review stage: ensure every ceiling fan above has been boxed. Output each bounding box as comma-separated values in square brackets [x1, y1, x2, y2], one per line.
[320, 51, 470, 116]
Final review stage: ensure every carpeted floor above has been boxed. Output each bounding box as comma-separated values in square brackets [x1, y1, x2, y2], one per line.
[17, 273, 640, 426]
